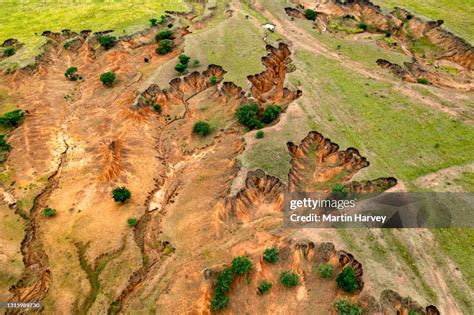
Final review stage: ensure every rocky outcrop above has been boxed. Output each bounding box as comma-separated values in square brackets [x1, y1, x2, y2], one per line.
[287, 131, 397, 192]
[136, 65, 226, 111]
[377, 58, 472, 90]
[215, 169, 286, 224]
[285, 7, 306, 19]
[247, 43, 302, 107]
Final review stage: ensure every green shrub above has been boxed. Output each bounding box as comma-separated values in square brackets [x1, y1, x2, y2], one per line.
[280, 271, 299, 287]
[127, 218, 138, 227]
[235, 103, 262, 129]
[64, 66, 79, 80]
[256, 130, 264, 139]
[210, 267, 233, 311]
[98, 35, 117, 50]
[3, 47, 16, 57]
[417, 77, 429, 85]
[231, 256, 253, 275]
[156, 39, 174, 55]
[332, 183, 346, 193]
[263, 247, 278, 263]
[336, 267, 359, 293]
[192, 59, 200, 67]
[408, 310, 421, 315]
[357, 22, 368, 31]
[257, 280, 272, 294]
[155, 30, 173, 41]
[304, 9, 317, 21]
[100, 71, 116, 87]
[209, 75, 218, 85]
[210, 293, 230, 311]
[178, 54, 190, 65]
[335, 298, 362, 315]
[318, 263, 334, 278]
[261, 105, 281, 124]
[0, 135, 11, 152]
[0, 110, 25, 128]
[42, 207, 56, 217]
[149, 18, 158, 26]
[193, 121, 211, 136]
[175, 63, 187, 73]
[112, 187, 131, 203]
[153, 103, 162, 113]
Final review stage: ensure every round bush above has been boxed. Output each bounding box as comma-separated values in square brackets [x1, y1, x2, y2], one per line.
[317, 263, 334, 278]
[263, 247, 278, 263]
[64, 67, 78, 81]
[235, 103, 262, 129]
[112, 187, 131, 203]
[98, 36, 117, 50]
[209, 75, 218, 85]
[336, 267, 359, 293]
[304, 9, 317, 21]
[280, 271, 299, 287]
[261, 105, 281, 124]
[127, 218, 138, 227]
[193, 121, 211, 136]
[335, 298, 362, 315]
[4, 47, 16, 57]
[100, 71, 116, 87]
[178, 54, 190, 65]
[256, 130, 265, 139]
[231, 256, 253, 275]
[257, 280, 272, 294]
[43, 207, 56, 217]
[175, 63, 187, 73]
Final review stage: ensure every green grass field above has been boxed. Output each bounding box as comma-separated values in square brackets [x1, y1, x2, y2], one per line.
[372, 0, 474, 44]
[0, 0, 187, 67]
[184, 11, 267, 87]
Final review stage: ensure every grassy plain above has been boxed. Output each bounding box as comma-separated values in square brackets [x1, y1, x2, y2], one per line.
[0, 0, 187, 66]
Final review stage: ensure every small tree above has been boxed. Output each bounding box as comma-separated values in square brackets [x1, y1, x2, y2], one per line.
[156, 39, 174, 55]
[257, 280, 272, 294]
[336, 267, 359, 293]
[0, 110, 25, 128]
[127, 217, 138, 227]
[98, 35, 117, 50]
[280, 271, 299, 287]
[112, 187, 131, 203]
[3, 47, 16, 57]
[263, 247, 278, 263]
[357, 22, 368, 31]
[210, 294, 230, 311]
[155, 30, 173, 41]
[64, 66, 79, 81]
[231, 256, 253, 275]
[192, 59, 200, 67]
[152, 103, 162, 113]
[261, 105, 281, 124]
[256, 130, 264, 139]
[175, 63, 187, 73]
[417, 77, 429, 85]
[0, 134, 11, 152]
[178, 54, 190, 65]
[304, 9, 317, 21]
[235, 103, 262, 129]
[100, 71, 116, 87]
[318, 263, 334, 278]
[149, 18, 158, 26]
[193, 121, 211, 136]
[42, 207, 56, 217]
[335, 298, 362, 315]
[209, 75, 218, 85]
